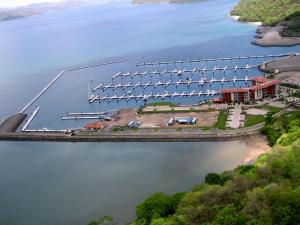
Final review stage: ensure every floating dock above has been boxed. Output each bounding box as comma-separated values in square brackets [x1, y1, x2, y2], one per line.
[110, 64, 256, 80]
[135, 53, 295, 67]
[93, 76, 251, 92]
[68, 59, 131, 72]
[89, 90, 219, 103]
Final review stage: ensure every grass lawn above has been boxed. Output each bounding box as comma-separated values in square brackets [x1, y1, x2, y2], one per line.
[245, 115, 265, 127]
[145, 101, 177, 107]
[214, 110, 228, 130]
[255, 104, 281, 114]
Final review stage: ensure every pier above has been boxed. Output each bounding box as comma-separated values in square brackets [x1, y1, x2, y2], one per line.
[135, 53, 295, 67]
[68, 59, 131, 72]
[93, 76, 251, 92]
[89, 90, 219, 103]
[109, 64, 256, 81]
[21, 107, 40, 132]
[19, 71, 65, 114]
[66, 110, 116, 116]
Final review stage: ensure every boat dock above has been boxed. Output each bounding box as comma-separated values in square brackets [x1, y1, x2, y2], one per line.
[135, 53, 295, 67]
[66, 110, 116, 116]
[89, 90, 219, 103]
[110, 64, 256, 81]
[68, 59, 131, 72]
[21, 107, 40, 132]
[19, 71, 65, 114]
[93, 76, 251, 92]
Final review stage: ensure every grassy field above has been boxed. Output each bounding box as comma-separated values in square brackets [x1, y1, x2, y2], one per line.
[145, 101, 177, 107]
[214, 110, 228, 130]
[245, 114, 265, 127]
[254, 104, 281, 114]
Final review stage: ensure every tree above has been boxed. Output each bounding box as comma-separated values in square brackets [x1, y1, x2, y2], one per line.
[87, 216, 116, 225]
[136, 192, 185, 225]
[205, 173, 221, 185]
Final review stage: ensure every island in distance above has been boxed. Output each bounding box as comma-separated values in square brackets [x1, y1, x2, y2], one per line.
[132, 0, 201, 4]
[0, 0, 99, 22]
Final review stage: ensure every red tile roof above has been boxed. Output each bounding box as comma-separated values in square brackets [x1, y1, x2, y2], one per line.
[252, 76, 268, 83]
[221, 88, 249, 93]
[212, 98, 224, 102]
[251, 80, 280, 91]
[84, 121, 104, 130]
[221, 78, 280, 93]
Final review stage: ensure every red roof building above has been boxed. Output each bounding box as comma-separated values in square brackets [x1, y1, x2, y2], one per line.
[84, 121, 105, 130]
[213, 76, 280, 103]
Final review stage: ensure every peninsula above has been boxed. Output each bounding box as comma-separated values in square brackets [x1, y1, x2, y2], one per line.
[0, 0, 98, 22]
[231, 0, 300, 46]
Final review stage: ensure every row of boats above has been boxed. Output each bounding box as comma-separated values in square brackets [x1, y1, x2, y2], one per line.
[89, 90, 219, 103]
[111, 64, 255, 80]
[93, 76, 251, 91]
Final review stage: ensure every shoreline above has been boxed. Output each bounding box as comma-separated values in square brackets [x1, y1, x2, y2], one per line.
[229, 14, 262, 26]
[252, 25, 300, 47]
[241, 134, 271, 164]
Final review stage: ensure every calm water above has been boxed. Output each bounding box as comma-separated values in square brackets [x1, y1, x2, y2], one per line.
[0, 0, 300, 224]
[0, 141, 250, 225]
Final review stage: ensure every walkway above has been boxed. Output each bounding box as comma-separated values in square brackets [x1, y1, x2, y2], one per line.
[227, 105, 243, 129]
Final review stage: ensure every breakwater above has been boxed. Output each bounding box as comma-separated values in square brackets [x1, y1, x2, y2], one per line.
[0, 123, 263, 142]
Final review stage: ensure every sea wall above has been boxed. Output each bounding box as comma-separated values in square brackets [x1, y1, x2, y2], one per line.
[0, 125, 263, 142]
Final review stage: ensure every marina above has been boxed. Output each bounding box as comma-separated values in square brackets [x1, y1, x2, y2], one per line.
[92, 76, 251, 92]
[1, 52, 298, 137]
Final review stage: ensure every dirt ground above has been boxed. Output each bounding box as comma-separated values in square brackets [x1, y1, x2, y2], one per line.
[273, 71, 300, 84]
[241, 135, 272, 164]
[107, 108, 219, 129]
[253, 26, 300, 47]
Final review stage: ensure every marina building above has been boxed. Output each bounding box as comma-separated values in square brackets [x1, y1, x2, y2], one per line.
[213, 77, 280, 103]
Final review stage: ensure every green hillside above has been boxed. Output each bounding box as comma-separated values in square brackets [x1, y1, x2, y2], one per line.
[231, 0, 300, 36]
[123, 112, 300, 225]
[231, 0, 300, 25]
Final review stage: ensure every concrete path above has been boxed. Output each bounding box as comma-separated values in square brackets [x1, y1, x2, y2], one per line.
[227, 105, 242, 129]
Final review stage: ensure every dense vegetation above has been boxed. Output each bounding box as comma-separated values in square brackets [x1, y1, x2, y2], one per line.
[281, 12, 300, 37]
[125, 111, 300, 225]
[261, 111, 300, 146]
[231, 0, 300, 25]
[231, 0, 300, 36]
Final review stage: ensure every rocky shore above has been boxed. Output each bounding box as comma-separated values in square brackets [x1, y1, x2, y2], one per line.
[252, 25, 300, 47]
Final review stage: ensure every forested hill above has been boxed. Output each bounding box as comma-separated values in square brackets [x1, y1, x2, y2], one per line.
[231, 0, 300, 36]
[121, 111, 300, 225]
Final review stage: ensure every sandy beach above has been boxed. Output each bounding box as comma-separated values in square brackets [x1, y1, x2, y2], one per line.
[241, 134, 271, 164]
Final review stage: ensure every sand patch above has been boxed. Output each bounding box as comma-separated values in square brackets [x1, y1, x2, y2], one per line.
[241, 135, 271, 164]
